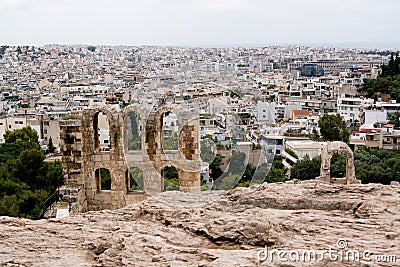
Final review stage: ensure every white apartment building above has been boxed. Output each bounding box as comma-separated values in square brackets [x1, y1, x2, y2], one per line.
[337, 96, 374, 122]
[162, 112, 179, 135]
[364, 109, 388, 125]
[208, 97, 229, 115]
[376, 101, 400, 115]
[0, 116, 27, 142]
[284, 140, 325, 159]
[257, 101, 277, 122]
[42, 118, 61, 147]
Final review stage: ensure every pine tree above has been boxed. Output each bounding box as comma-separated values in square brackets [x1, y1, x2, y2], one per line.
[47, 137, 56, 154]
[388, 52, 395, 77]
[394, 52, 400, 76]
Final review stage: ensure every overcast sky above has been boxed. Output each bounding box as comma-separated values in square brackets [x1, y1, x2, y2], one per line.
[0, 0, 399, 48]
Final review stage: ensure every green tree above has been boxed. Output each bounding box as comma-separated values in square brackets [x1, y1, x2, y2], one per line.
[290, 156, 321, 181]
[354, 147, 400, 184]
[235, 163, 257, 187]
[0, 195, 20, 217]
[330, 154, 346, 178]
[100, 168, 111, 190]
[46, 137, 56, 154]
[3, 126, 40, 150]
[214, 173, 241, 190]
[12, 149, 46, 188]
[163, 132, 178, 150]
[209, 154, 224, 180]
[265, 159, 287, 183]
[388, 112, 400, 128]
[318, 114, 350, 143]
[242, 163, 256, 181]
[0, 142, 62, 219]
[0, 45, 9, 59]
[128, 111, 141, 150]
[163, 166, 179, 191]
[130, 168, 144, 191]
[388, 53, 396, 77]
[0, 143, 23, 164]
[230, 89, 244, 98]
[394, 52, 400, 76]
[213, 151, 247, 189]
[360, 55, 400, 100]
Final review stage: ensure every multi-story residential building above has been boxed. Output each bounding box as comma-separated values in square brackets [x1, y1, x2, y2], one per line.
[376, 101, 400, 115]
[337, 96, 374, 122]
[42, 117, 61, 147]
[284, 140, 324, 159]
[321, 99, 337, 114]
[257, 101, 277, 122]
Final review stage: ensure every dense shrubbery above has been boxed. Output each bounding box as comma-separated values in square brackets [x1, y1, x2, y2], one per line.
[359, 52, 400, 100]
[290, 147, 400, 185]
[0, 127, 62, 219]
[354, 147, 400, 184]
[290, 156, 321, 181]
[265, 159, 287, 183]
[212, 152, 287, 189]
[361, 75, 400, 100]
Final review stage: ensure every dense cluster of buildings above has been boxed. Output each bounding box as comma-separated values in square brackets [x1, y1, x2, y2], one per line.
[1, 44, 399, 173]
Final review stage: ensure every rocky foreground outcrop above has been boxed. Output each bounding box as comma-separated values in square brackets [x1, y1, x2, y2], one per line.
[1, 183, 400, 267]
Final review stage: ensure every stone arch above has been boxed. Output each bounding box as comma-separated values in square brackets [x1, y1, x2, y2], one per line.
[161, 111, 179, 151]
[93, 111, 110, 151]
[88, 107, 115, 152]
[320, 141, 358, 184]
[124, 102, 201, 194]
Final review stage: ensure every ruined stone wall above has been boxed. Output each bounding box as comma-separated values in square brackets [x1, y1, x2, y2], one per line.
[60, 103, 201, 212]
[125, 104, 202, 193]
[81, 107, 127, 210]
[320, 141, 360, 184]
[59, 117, 88, 212]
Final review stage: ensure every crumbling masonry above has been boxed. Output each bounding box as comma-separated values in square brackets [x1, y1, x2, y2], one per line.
[320, 141, 360, 184]
[59, 104, 201, 212]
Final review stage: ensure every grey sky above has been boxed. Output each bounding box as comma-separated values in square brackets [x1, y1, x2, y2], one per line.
[0, 0, 399, 47]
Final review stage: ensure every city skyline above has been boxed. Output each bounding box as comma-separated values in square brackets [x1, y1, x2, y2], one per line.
[1, 0, 399, 48]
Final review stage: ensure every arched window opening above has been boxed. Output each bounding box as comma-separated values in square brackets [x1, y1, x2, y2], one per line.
[96, 168, 111, 191]
[94, 112, 110, 151]
[320, 141, 357, 184]
[162, 112, 179, 151]
[162, 166, 179, 191]
[330, 154, 346, 178]
[128, 167, 144, 191]
[127, 111, 142, 151]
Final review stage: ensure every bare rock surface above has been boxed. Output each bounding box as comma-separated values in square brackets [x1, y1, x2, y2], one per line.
[1, 183, 400, 266]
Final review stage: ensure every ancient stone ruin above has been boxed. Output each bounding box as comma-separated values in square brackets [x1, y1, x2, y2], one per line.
[320, 141, 360, 184]
[59, 103, 201, 212]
